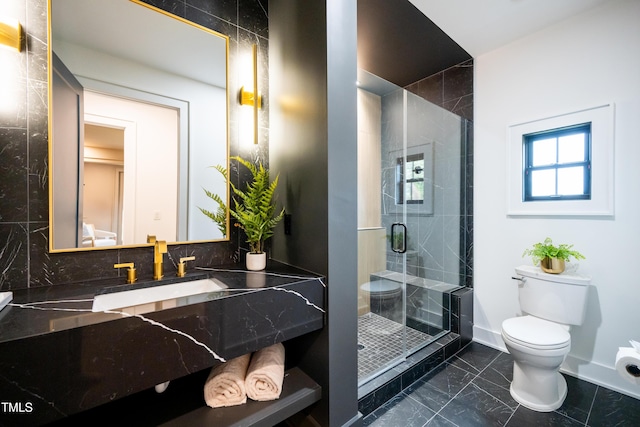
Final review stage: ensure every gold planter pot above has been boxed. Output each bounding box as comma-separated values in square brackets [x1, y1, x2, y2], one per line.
[540, 257, 565, 274]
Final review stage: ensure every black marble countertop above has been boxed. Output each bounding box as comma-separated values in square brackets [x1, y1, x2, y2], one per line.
[0, 261, 323, 344]
[0, 261, 325, 426]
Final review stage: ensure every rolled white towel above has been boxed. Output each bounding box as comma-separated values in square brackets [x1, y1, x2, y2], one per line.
[245, 343, 285, 401]
[204, 353, 251, 408]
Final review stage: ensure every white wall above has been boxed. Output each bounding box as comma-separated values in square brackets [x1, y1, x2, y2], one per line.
[474, 0, 640, 399]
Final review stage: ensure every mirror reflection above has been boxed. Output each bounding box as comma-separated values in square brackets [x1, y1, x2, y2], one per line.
[49, 0, 229, 251]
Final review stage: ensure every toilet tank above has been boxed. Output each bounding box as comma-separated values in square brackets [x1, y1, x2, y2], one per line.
[515, 265, 591, 325]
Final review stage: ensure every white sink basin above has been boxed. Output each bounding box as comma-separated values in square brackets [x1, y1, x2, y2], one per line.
[92, 278, 227, 312]
[0, 291, 13, 313]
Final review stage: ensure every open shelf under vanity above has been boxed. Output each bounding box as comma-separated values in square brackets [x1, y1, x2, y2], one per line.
[47, 367, 320, 427]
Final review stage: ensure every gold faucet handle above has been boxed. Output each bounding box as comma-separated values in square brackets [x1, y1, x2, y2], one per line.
[156, 240, 167, 254]
[177, 256, 196, 277]
[147, 235, 157, 244]
[152, 240, 168, 280]
[114, 262, 137, 284]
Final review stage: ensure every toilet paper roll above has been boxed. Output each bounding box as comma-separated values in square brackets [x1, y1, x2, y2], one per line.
[615, 347, 640, 385]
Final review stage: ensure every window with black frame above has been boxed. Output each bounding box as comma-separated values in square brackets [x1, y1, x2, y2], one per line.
[523, 123, 592, 201]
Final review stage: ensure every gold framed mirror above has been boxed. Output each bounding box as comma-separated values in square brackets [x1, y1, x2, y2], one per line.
[48, 0, 230, 252]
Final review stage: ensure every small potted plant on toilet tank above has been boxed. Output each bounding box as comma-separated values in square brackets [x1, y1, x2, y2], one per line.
[522, 237, 585, 274]
[230, 156, 284, 271]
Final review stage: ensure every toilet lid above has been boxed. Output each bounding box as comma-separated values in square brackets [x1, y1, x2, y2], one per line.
[502, 316, 570, 349]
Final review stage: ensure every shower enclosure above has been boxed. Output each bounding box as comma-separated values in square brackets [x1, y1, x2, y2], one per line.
[357, 69, 470, 385]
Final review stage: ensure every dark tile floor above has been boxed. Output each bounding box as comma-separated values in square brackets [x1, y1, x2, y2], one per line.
[363, 342, 640, 426]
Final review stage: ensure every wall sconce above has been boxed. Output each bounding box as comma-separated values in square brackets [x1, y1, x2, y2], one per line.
[239, 44, 262, 144]
[0, 17, 23, 52]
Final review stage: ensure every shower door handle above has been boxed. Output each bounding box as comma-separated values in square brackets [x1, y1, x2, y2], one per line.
[391, 223, 407, 254]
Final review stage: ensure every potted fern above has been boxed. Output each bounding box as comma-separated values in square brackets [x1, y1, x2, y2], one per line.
[522, 237, 585, 274]
[230, 156, 284, 270]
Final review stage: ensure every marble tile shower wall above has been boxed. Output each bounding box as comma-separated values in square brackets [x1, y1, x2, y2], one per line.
[0, 0, 269, 291]
[405, 59, 474, 123]
[381, 78, 472, 288]
[405, 59, 474, 287]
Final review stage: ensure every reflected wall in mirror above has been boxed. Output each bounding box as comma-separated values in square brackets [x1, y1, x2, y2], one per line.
[48, 0, 230, 252]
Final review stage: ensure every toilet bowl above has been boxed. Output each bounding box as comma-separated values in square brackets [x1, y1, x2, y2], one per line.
[502, 315, 571, 411]
[501, 265, 590, 412]
[360, 279, 402, 322]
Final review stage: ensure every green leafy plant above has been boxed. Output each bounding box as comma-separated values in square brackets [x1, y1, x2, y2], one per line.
[229, 156, 284, 254]
[522, 237, 585, 265]
[387, 232, 409, 252]
[199, 164, 228, 236]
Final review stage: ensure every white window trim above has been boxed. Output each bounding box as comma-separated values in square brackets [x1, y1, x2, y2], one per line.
[507, 103, 614, 217]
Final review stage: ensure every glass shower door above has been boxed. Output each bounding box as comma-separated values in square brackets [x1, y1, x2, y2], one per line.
[357, 69, 465, 386]
[398, 89, 463, 355]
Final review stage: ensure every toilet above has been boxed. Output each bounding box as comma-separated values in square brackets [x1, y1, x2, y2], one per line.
[360, 279, 402, 322]
[501, 265, 590, 412]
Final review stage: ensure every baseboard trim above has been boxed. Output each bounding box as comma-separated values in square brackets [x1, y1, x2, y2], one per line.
[472, 325, 506, 352]
[563, 355, 640, 400]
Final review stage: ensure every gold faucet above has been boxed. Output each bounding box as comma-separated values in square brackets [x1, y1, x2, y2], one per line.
[147, 235, 167, 280]
[114, 262, 137, 284]
[177, 256, 196, 277]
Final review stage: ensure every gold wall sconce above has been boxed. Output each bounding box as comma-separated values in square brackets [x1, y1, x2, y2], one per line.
[0, 17, 23, 52]
[239, 44, 262, 144]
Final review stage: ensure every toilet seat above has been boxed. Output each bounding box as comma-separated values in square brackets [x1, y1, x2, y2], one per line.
[502, 316, 570, 351]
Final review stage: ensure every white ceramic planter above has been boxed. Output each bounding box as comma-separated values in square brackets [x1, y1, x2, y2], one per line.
[246, 252, 267, 271]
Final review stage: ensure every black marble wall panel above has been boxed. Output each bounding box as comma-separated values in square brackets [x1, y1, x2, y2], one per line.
[405, 59, 474, 288]
[462, 119, 474, 287]
[405, 59, 474, 122]
[0, 0, 268, 291]
[380, 85, 471, 287]
[452, 287, 473, 347]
